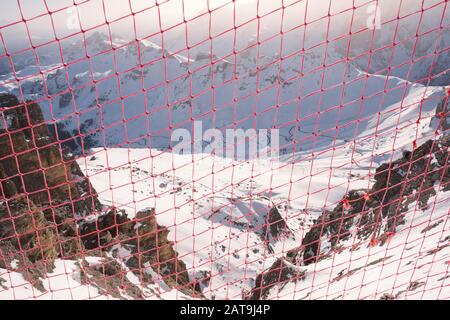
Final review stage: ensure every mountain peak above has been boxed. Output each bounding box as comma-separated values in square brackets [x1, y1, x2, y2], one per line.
[85, 31, 111, 44]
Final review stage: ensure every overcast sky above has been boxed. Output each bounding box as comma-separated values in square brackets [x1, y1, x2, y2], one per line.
[0, 0, 443, 53]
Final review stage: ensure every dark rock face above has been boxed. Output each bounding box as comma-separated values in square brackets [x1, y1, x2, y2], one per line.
[79, 257, 144, 300]
[435, 92, 449, 132]
[0, 94, 202, 298]
[248, 135, 449, 299]
[0, 195, 58, 264]
[0, 94, 102, 220]
[132, 209, 198, 296]
[264, 206, 292, 241]
[78, 208, 203, 298]
[299, 136, 449, 265]
[0, 94, 102, 272]
[79, 208, 132, 250]
[246, 258, 305, 300]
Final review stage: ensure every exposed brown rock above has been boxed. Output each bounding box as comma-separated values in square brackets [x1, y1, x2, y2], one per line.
[298, 136, 449, 265]
[78, 207, 203, 298]
[79, 258, 143, 300]
[0, 195, 58, 267]
[435, 92, 449, 131]
[248, 135, 448, 300]
[79, 208, 132, 250]
[0, 94, 202, 298]
[246, 258, 305, 300]
[0, 93, 102, 220]
[380, 293, 396, 300]
[0, 94, 102, 284]
[264, 206, 292, 241]
[131, 209, 202, 298]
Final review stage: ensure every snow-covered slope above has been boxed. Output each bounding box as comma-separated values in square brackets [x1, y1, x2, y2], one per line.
[342, 0, 450, 86]
[267, 189, 450, 300]
[70, 110, 447, 299]
[0, 26, 446, 155]
[1, 131, 448, 300]
[0, 258, 193, 300]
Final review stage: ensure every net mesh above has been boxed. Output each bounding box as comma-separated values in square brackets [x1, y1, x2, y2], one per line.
[0, 0, 449, 300]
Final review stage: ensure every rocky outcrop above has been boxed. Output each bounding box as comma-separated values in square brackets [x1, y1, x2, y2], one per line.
[0, 94, 102, 220]
[298, 135, 449, 265]
[78, 257, 144, 300]
[0, 194, 60, 290]
[248, 135, 449, 299]
[78, 208, 203, 298]
[0, 195, 58, 265]
[246, 258, 305, 300]
[0, 94, 102, 272]
[132, 209, 193, 293]
[261, 206, 294, 254]
[263, 206, 292, 241]
[435, 90, 449, 132]
[0, 94, 202, 298]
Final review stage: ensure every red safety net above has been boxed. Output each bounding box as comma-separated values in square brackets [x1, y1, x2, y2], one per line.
[0, 0, 449, 300]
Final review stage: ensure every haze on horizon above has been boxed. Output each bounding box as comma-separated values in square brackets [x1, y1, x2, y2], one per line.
[0, 0, 444, 53]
